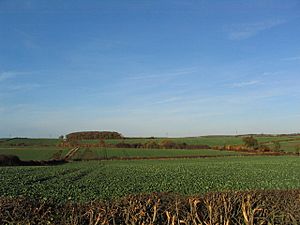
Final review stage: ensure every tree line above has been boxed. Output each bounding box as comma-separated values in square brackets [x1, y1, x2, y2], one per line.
[66, 131, 123, 140]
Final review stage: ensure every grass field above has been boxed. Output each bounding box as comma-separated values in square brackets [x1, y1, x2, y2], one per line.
[1, 135, 300, 161]
[266, 139, 300, 153]
[1, 135, 299, 150]
[0, 138, 60, 147]
[78, 135, 300, 150]
[0, 147, 68, 161]
[1, 156, 299, 202]
[1, 136, 300, 223]
[73, 147, 242, 159]
[0, 147, 241, 161]
[80, 136, 245, 146]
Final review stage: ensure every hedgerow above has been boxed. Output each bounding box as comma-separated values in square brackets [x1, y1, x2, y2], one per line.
[0, 190, 299, 225]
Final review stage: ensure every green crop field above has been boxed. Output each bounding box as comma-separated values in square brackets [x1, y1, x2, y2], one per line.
[81, 136, 244, 146]
[279, 140, 300, 152]
[1, 156, 300, 202]
[266, 139, 300, 153]
[0, 147, 241, 161]
[74, 147, 242, 160]
[0, 147, 69, 161]
[0, 138, 60, 147]
[80, 135, 300, 148]
[1, 136, 300, 223]
[1, 135, 299, 149]
[1, 135, 300, 162]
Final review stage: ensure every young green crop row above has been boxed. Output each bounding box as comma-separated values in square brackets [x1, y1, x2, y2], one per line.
[1, 156, 300, 202]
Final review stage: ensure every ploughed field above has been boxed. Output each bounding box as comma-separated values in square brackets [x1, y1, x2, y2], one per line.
[1, 156, 300, 202]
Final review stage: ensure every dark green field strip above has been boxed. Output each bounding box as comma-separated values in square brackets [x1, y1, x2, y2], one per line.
[0, 147, 69, 160]
[82, 137, 244, 146]
[0, 138, 60, 147]
[278, 140, 300, 152]
[255, 136, 298, 143]
[264, 139, 300, 153]
[89, 148, 242, 158]
[1, 135, 299, 151]
[1, 156, 300, 202]
[0, 147, 241, 162]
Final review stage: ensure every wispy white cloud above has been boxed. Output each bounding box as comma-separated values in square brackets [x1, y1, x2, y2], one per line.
[125, 67, 198, 81]
[6, 83, 41, 91]
[231, 80, 261, 88]
[0, 71, 17, 82]
[282, 56, 300, 61]
[0, 71, 33, 82]
[150, 97, 182, 105]
[0, 71, 41, 94]
[227, 19, 286, 40]
[0, 71, 35, 83]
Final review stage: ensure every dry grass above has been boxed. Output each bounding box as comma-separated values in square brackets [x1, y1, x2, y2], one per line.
[0, 190, 299, 224]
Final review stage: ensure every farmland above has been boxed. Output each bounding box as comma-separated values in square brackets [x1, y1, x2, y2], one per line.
[1, 135, 300, 161]
[1, 156, 300, 202]
[80, 135, 300, 146]
[0, 146, 241, 161]
[0, 147, 69, 161]
[2, 135, 299, 147]
[0, 138, 60, 147]
[73, 147, 242, 160]
[1, 135, 300, 223]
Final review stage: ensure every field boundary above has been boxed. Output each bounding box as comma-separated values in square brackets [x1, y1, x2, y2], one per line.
[1, 190, 299, 224]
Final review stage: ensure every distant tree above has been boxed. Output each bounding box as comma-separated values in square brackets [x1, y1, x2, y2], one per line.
[66, 131, 123, 140]
[242, 136, 259, 149]
[58, 135, 64, 140]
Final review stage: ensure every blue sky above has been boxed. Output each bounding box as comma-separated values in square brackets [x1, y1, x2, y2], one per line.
[0, 0, 300, 137]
